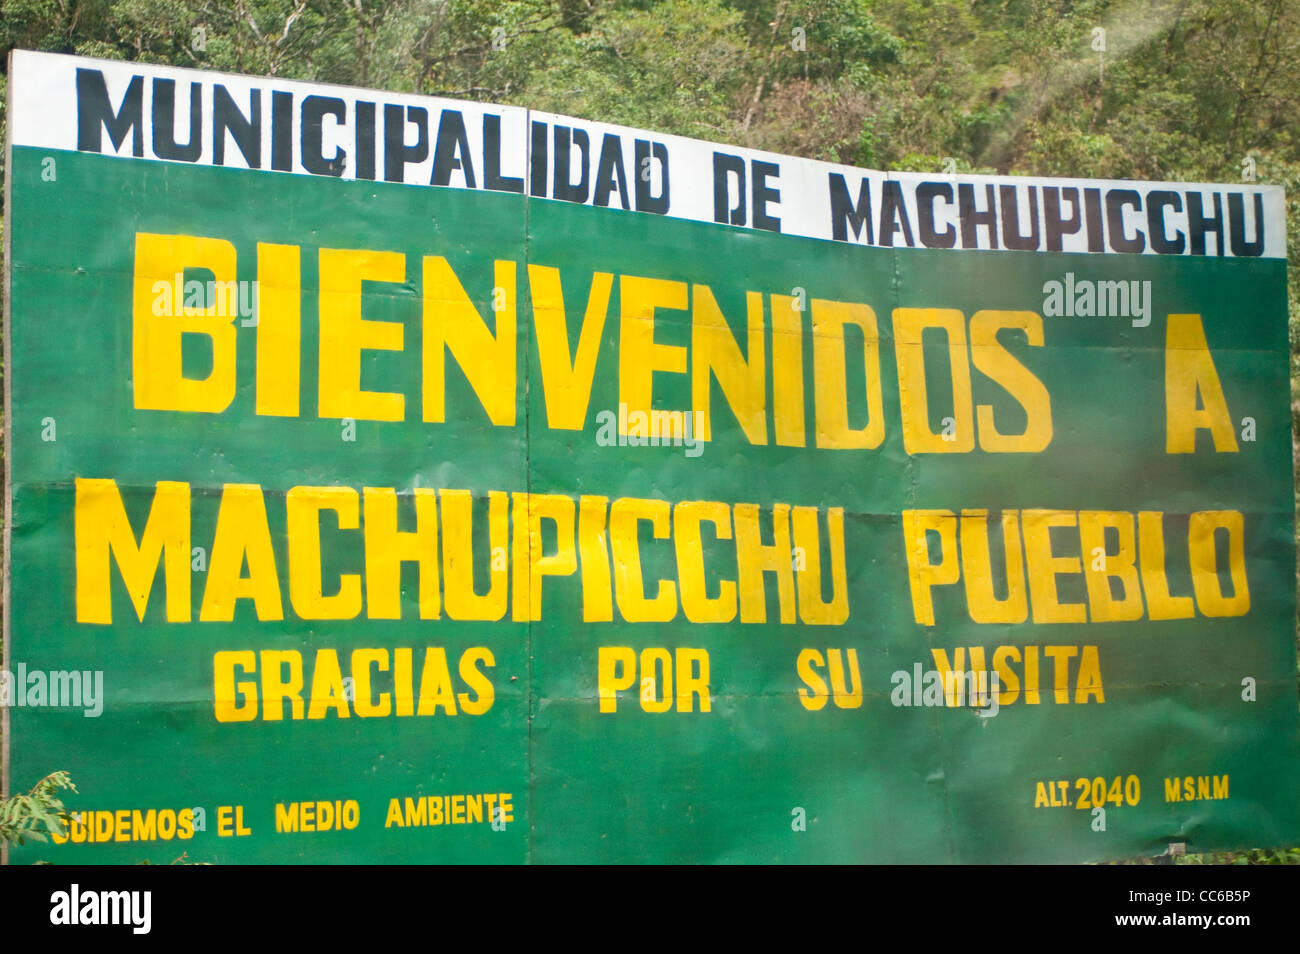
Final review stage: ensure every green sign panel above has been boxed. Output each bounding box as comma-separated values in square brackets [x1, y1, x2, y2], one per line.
[4, 50, 1298, 863]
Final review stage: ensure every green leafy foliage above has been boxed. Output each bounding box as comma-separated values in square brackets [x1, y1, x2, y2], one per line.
[0, 772, 77, 846]
[1179, 846, 1300, 865]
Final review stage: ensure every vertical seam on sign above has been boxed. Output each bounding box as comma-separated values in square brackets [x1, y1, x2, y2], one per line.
[522, 106, 534, 867]
[1, 48, 16, 868]
[890, 170, 956, 864]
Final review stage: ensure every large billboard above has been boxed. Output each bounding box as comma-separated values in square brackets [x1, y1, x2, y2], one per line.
[3, 50, 1298, 864]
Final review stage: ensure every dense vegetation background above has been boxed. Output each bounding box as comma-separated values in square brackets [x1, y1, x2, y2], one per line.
[0, 0, 1297, 863]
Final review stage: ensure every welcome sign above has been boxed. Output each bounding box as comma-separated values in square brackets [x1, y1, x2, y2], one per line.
[3, 50, 1297, 863]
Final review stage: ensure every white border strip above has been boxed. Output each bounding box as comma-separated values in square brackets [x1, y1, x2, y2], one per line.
[8, 49, 1286, 258]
